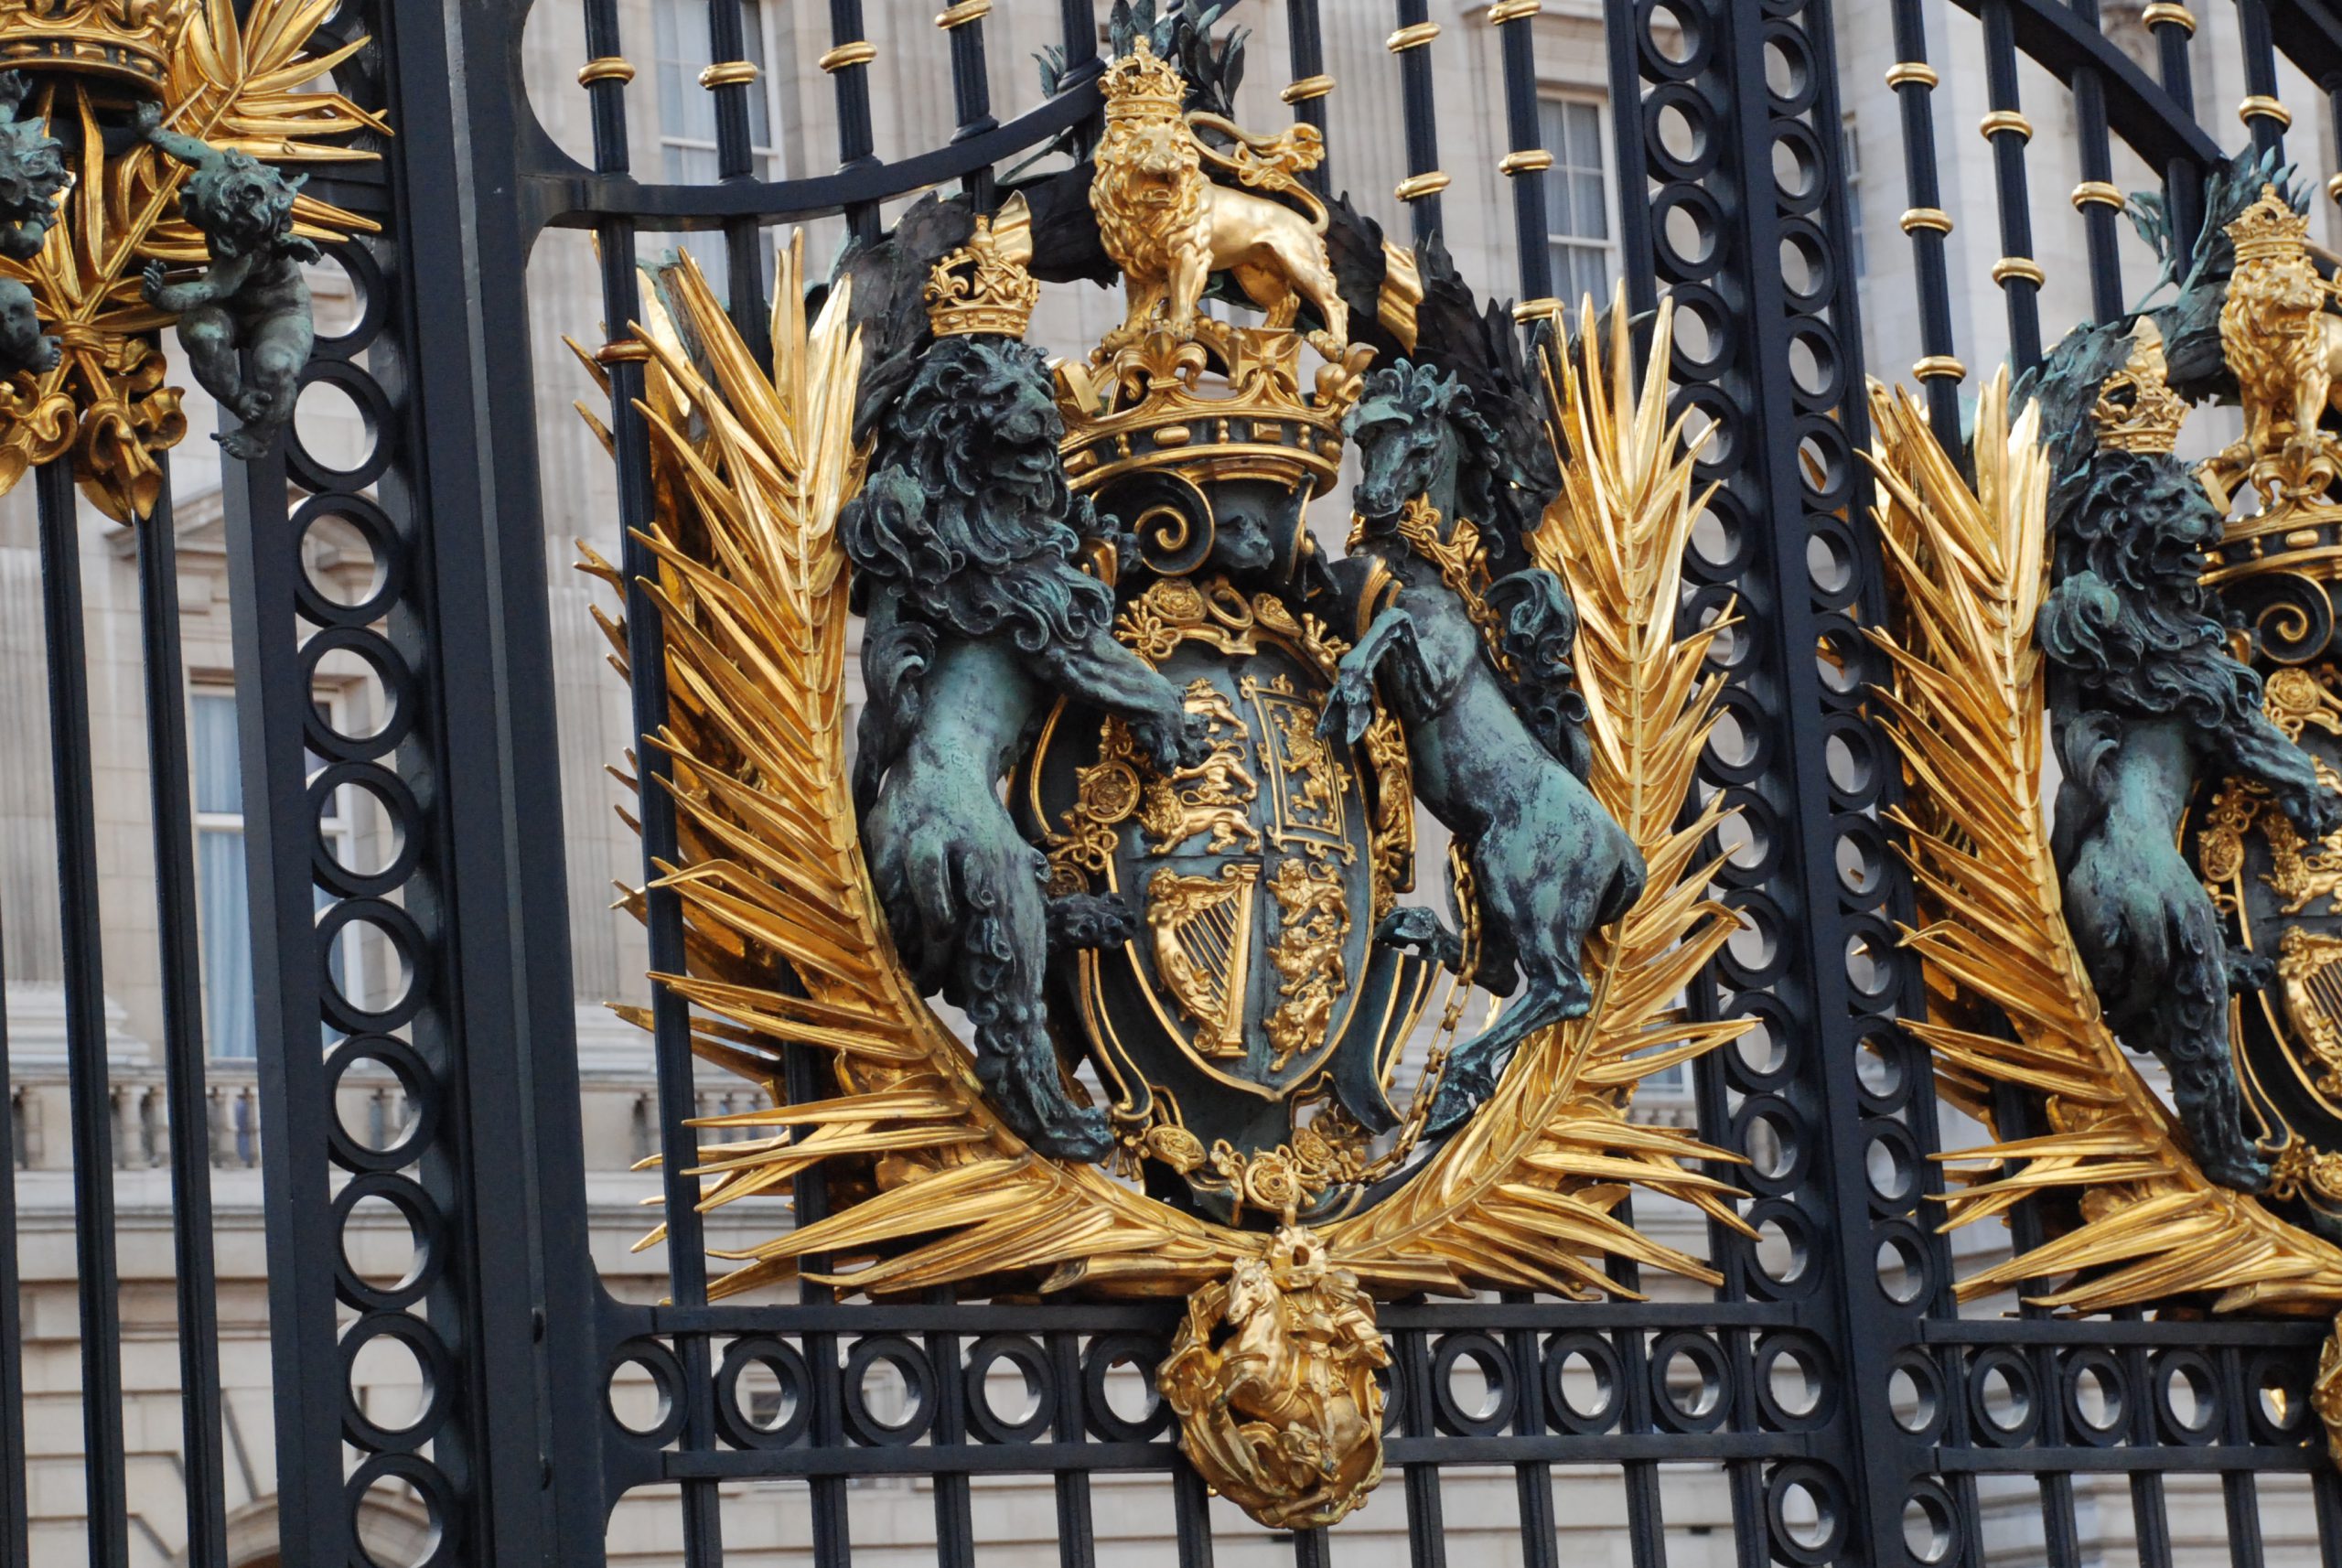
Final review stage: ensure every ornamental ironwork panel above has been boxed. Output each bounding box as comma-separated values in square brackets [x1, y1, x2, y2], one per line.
[9, 2, 2342, 1567]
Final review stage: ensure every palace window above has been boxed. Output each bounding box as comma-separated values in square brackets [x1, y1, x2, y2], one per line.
[1842, 111, 1866, 279]
[191, 687, 358, 1058]
[1541, 96, 1615, 306]
[653, 0, 783, 289]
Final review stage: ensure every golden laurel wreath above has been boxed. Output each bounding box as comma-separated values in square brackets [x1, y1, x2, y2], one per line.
[575, 242, 1752, 1308]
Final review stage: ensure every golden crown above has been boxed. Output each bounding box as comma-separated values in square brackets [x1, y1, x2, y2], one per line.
[0, 0, 179, 90]
[2229, 185, 2314, 264]
[1101, 37, 1187, 121]
[926, 194, 1041, 338]
[2092, 319, 2186, 456]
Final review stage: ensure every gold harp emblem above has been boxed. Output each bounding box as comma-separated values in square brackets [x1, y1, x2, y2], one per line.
[1145, 864, 1260, 1058]
[2278, 925, 2342, 1099]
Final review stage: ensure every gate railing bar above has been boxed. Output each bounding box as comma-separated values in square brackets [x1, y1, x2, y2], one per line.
[1048, 1327, 1097, 1568]
[1980, 0, 2047, 373]
[940, 0, 998, 212]
[645, 1296, 1793, 1332]
[824, 0, 882, 245]
[0, 899, 26, 1568]
[2219, 1346, 2272, 1568]
[1491, 0, 1554, 310]
[1284, 0, 1330, 194]
[2117, 1308, 2177, 1568]
[1502, 1293, 1560, 1568]
[1171, 1463, 1216, 1568]
[223, 435, 348, 1563]
[132, 475, 231, 1568]
[1391, 0, 1443, 247]
[568, 0, 725, 1559]
[921, 1286, 976, 1568]
[1885, 0, 1965, 449]
[2238, 0, 2291, 160]
[704, 0, 768, 362]
[1392, 1325, 1445, 1568]
[35, 458, 131, 1568]
[2144, 0, 2204, 278]
[2067, 1, 2129, 325]
[1942, 0, 2223, 170]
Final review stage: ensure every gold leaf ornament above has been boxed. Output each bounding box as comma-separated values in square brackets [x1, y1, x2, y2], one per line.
[1865, 368, 2342, 1315]
[0, 0, 385, 519]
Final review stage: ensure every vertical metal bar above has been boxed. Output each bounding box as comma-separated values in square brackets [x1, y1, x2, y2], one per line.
[1391, 1, 1444, 245]
[704, 0, 771, 364]
[1285, 0, 1331, 193]
[0, 910, 26, 1568]
[1494, 0, 1553, 306]
[2066, 0, 2126, 323]
[1885, 0, 1961, 446]
[924, 1287, 974, 1568]
[222, 441, 348, 1567]
[2145, 0, 2203, 257]
[1172, 1461, 1217, 1568]
[1504, 1295, 1557, 1568]
[1396, 1327, 1446, 1568]
[1604, 4, 1658, 324]
[941, 2, 998, 210]
[2313, 1463, 2342, 1563]
[133, 481, 230, 1568]
[35, 459, 129, 1568]
[825, 1, 882, 243]
[2236, 0, 2288, 160]
[1978, 1, 2044, 372]
[789, 1040, 851, 1568]
[1058, 0, 1101, 86]
[1294, 1527, 1332, 1568]
[1052, 1329, 1097, 1568]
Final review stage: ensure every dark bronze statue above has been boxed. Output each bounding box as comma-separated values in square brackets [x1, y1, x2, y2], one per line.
[135, 99, 319, 459]
[0, 72, 67, 378]
[1323, 358, 1643, 1133]
[2027, 158, 2341, 1191]
[844, 328, 1206, 1162]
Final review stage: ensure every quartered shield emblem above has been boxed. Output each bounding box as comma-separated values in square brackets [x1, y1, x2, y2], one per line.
[1023, 575, 1433, 1222]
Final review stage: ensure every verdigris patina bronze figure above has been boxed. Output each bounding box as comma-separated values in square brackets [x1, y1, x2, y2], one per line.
[843, 197, 1204, 1161]
[136, 98, 320, 459]
[586, 16, 1751, 1530]
[0, 72, 66, 379]
[1326, 357, 1643, 1132]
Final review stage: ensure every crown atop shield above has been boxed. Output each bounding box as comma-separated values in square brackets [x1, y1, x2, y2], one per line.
[2229, 184, 2314, 265]
[2092, 318, 2186, 456]
[926, 193, 1040, 338]
[1102, 36, 1186, 120]
[0, 0, 179, 91]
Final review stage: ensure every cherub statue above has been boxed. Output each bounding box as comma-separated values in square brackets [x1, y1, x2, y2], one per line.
[135, 99, 319, 458]
[0, 72, 69, 378]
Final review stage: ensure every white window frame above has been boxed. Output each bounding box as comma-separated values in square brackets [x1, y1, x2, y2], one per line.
[1540, 92, 1619, 308]
[1842, 110, 1867, 280]
[653, 0, 788, 187]
[191, 682, 363, 1058]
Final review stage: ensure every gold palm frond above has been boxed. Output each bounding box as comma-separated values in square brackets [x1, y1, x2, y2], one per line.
[591, 267, 1744, 1302]
[1866, 371, 2342, 1313]
[1319, 288, 1752, 1298]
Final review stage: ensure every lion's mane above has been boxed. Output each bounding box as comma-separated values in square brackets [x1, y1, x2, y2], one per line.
[842, 335, 1113, 655]
[1092, 113, 1207, 280]
[2037, 451, 2263, 736]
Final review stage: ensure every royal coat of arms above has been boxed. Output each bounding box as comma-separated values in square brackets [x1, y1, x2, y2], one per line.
[583, 4, 1745, 1526]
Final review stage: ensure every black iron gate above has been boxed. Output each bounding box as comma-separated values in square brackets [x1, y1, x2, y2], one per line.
[14, 1, 2342, 1564]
